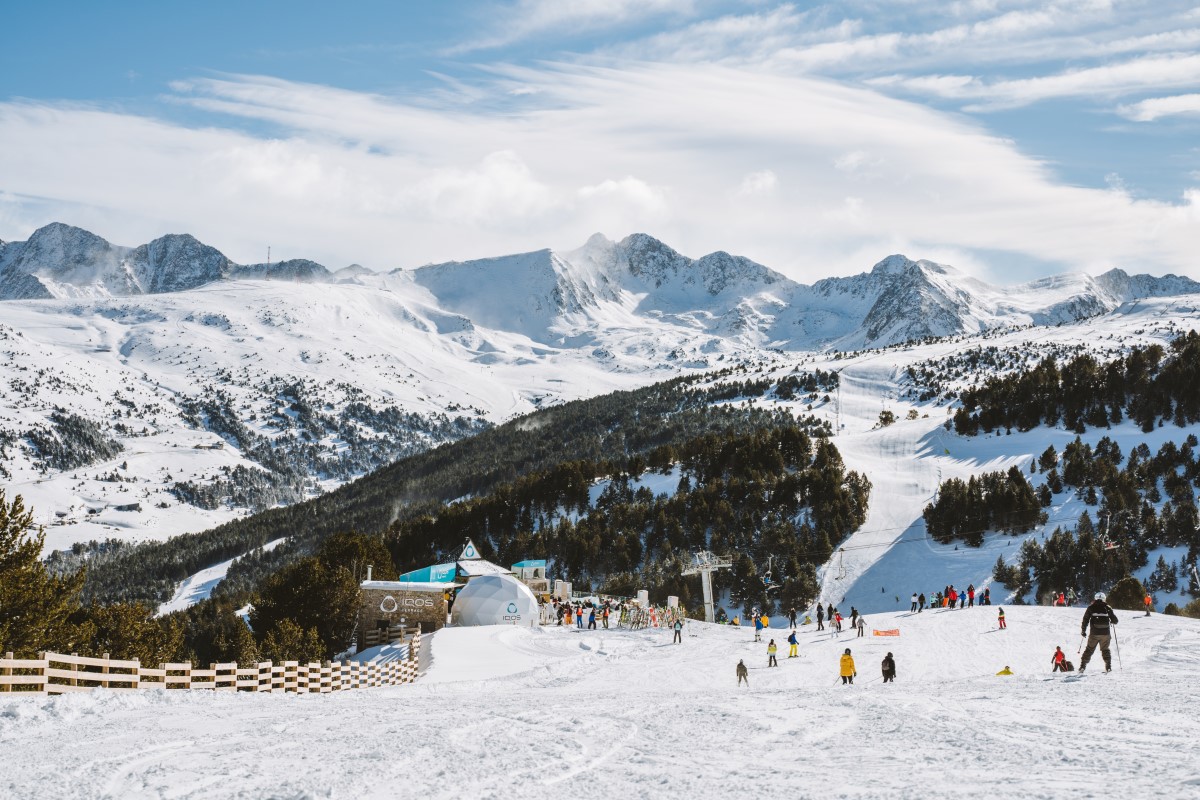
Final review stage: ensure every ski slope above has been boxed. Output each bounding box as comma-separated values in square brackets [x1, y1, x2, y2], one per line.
[2, 609, 1198, 799]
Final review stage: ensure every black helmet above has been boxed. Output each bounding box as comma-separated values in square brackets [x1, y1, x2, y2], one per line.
[844, 647, 851, 654]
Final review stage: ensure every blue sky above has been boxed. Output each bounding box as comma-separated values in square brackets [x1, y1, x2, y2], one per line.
[1, 1, 1198, 282]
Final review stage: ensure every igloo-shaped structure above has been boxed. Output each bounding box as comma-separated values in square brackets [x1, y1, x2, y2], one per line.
[450, 574, 539, 628]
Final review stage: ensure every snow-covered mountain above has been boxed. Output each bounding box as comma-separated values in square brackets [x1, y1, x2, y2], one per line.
[0, 223, 331, 300]
[3, 221, 1199, 553]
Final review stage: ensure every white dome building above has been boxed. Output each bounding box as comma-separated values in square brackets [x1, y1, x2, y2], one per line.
[450, 574, 539, 628]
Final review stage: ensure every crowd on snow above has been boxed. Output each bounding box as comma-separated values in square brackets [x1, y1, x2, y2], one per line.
[729, 589, 1127, 685]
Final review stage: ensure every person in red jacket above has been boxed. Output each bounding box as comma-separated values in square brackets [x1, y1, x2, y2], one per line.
[1051, 646, 1067, 672]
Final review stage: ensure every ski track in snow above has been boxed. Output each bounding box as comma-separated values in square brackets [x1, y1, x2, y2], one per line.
[3, 609, 1199, 799]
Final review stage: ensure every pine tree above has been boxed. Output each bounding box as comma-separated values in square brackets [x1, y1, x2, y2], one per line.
[0, 491, 86, 656]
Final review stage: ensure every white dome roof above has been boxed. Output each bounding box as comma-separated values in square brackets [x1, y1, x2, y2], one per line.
[450, 574, 539, 627]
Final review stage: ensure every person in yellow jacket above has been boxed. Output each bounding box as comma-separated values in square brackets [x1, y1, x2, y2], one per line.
[996, 665, 1014, 675]
[840, 647, 857, 684]
[767, 639, 778, 667]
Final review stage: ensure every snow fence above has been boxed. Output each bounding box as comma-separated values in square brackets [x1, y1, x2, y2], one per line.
[0, 632, 422, 695]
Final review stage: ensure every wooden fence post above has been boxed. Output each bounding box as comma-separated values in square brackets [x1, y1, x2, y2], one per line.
[70, 653, 78, 689]
[101, 653, 110, 690]
[1, 651, 10, 693]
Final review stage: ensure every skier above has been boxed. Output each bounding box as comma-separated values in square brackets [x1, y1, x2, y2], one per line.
[826, 602, 834, 621]
[1079, 591, 1118, 673]
[576, 606, 583, 628]
[1051, 646, 1067, 672]
[968, 584, 975, 608]
[983, 587, 991, 605]
[997, 607, 1006, 629]
[672, 618, 683, 644]
[754, 613, 763, 642]
[850, 607, 859, 629]
[1144, 593, 1153, 617]
[816, 604, 825, 631]
[996, 665, 1014, 676]
[588, 607, 596, 630]
[602, 605, 610, 629]
[840, 648, 857, 685]
[787, 630, 798, 658]
[767, 639, 778, 667]
[834, 610, 844, 633]
[918, 592, 926, 612]
[910, 593, 919, 612]
[737, 659, 749, 687]
[1066, 588, 1076, 606]
[856, 615, 866, 638]
[789, 607, 798, 629]
[881, 652, 896, 683]
[959, 591, 966, 609]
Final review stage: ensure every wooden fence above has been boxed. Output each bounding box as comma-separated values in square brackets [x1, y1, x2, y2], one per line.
[0, 631, 422, 696]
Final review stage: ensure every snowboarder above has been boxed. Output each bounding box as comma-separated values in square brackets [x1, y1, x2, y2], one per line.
[910, 593, 919, 612]
[997, 607, 1006, 629]
[789, 607, 798, 629]
[918, 592, 926, 612]
[856, 615, 866, 637]
[816, 604, 825, 631]
[754, 613, 763, 642]
[1144, 593, 1153, 617]
[737, 659, 749, 686]
[767, 639, 778, 667]
[840, 648, 856, 685]
[673, 619, 683, 644]
[787, 630, 798, 658]
[1051, 646, 1067, 672]
[996, 665, 1014, 676]
[1079, 592, 1118, 673]
[881, 652, 896, 683]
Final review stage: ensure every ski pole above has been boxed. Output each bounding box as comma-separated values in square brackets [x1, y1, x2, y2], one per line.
[1113, 629, 1122, 669]
[1077, 635, 1085, 654]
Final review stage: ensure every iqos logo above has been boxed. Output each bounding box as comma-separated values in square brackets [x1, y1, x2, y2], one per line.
[379, 595, 435, 613]
[507, 602, 518, 613]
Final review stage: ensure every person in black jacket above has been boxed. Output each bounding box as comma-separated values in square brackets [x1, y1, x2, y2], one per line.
[881, 652, 896, 683]
[1079, 592, 1118, 673]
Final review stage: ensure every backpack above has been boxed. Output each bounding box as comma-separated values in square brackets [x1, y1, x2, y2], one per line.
[1063, 660, 1075, 672]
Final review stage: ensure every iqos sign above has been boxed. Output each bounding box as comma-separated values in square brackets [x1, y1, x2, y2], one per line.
[502, 601, 523, 621]
[379, 595, 435, 613]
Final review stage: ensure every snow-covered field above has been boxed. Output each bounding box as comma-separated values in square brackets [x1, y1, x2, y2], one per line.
[3, 608, 1198, 799]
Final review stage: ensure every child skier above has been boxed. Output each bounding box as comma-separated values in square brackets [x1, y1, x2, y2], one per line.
[737, 659, 749, 686]
[997, 607, 1006, 630]
[1051, 646, 1067, 672]
[767, 639, 778, 667]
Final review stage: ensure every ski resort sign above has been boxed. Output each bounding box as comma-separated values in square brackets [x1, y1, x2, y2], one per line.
[357, 583, 447, 633]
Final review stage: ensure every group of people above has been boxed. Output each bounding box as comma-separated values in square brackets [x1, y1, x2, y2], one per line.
[737, 646, 896, 686]
[910, 584, 990, 612]
[814, 603, 868, 636]
[736, 590, 1123, 685]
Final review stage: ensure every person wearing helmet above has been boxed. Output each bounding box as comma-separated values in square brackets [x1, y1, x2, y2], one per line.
[1079, 591, 1118, 673]
[840, 648, 857, 684]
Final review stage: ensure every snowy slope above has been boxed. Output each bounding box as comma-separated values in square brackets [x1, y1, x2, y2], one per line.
[2, 610, 1197, 798]
[155, 537, 287, 616]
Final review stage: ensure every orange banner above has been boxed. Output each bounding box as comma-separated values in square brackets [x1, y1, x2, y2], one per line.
[872, 629, 900, 636]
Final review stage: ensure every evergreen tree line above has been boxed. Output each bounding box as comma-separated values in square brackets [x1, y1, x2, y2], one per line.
[992, 434, 1200, 607]
[3, 485, 400, 664]
[953, 331, 1200, 435]
[76, 372, 832, 605]
[386, 426, 870, 618]
[922, 466, 1046, 545]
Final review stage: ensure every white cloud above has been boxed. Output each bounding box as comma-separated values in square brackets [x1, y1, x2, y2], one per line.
[449, 0, 695, 54]
[736, 170, 778, 196]
[1117, 93, 1200, 121]
[1, 63, 1198, 280]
